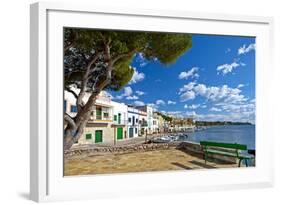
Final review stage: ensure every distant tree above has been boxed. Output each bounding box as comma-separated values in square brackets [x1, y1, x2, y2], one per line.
[64, 28, 192, 150]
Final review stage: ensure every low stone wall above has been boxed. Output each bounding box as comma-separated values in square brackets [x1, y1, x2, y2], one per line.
[64, 141, 181, 158]
[178, 141, 237, 164]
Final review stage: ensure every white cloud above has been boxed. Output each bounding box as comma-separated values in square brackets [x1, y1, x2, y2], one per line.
[238, 43, 256, 55]
[217, 61, 241, 75]
[123, 86, 133, 96]
[133, 101, 145, 106]
[186, 111, 197, 116]
[167, 100, 176, 105]
[147, 103, 159, 111]
[237, 84, 245, 88]
[179, 83, 247, 104]
[129, 67, 145, 84]
[180, 90, 196, 102]
[178, 67, 199, 80]
[179, 82, 196, 94]
[210, 107, 222, 112]
[184, 104, 200, 109]
[136, 90, 145, 96]
[126, 95, 139, 100]
[156, 100, 165, 105]
[116, 86, 135, 100]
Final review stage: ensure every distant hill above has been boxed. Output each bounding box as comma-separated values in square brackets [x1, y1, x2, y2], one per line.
[195, 121, 253, 126]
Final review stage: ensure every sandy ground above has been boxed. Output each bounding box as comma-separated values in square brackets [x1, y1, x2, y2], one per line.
[64, 148, 240, 176]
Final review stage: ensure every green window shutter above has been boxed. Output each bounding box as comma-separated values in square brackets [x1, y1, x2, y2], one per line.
[86, 133, 92, 140]
[95, 130, 103, 143]
[114, 115, 117, 121]
[118, 113, 121, 124]
[96, 107, 102, 120]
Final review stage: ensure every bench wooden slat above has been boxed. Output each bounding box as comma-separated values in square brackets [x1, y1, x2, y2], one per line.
[200, 141, 247, 150]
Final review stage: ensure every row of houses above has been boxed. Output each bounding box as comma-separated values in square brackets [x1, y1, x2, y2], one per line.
[65, 90, 194, 145]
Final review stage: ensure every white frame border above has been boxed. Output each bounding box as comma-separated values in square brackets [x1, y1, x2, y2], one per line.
[30, 1, 274, 202]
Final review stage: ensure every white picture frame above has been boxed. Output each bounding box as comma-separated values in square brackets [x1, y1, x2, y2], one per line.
[30, 1, 274, 202]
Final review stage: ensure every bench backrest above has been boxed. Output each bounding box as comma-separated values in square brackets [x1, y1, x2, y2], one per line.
[200, 141, 247, 150]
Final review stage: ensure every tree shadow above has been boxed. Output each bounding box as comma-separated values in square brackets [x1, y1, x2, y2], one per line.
[189, 160, 216, 169]
[171, 162, 192, 170]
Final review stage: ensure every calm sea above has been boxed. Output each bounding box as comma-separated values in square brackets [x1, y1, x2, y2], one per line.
[186, 125, 255, 150]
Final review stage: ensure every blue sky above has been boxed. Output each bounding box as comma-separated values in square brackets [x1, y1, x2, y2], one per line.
[109, 34, 256, 123]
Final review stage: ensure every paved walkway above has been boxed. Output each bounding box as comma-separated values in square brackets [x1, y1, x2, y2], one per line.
[64, 147, 243, 176]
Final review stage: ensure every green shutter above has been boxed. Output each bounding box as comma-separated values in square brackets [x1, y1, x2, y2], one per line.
[117, 128, 123, 140]
[96, 107, 102, 120]
[95, 130, 103, 143]
[118, 113, 121, 124]
[114, 115, 117, 121]
[86, 133, 92, 140]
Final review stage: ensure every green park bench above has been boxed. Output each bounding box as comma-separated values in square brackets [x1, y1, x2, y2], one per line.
[200, 141, 255, 167]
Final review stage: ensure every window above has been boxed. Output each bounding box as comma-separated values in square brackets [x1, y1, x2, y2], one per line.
[114, 115, 117, 121]
[135, 128, 138, 134]
[70, 105, 77, 113]
[136, 119, 138, 123]
[128, 117, 131, 123]
[118, 113, 121, 124]
[103, 112, 109, 118]
[96, 107, 102, 120]
[85, 133, 92, 140]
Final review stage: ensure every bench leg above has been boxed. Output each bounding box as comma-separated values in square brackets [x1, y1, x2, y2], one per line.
[245, 159, 248, 167]
[238, 159, 242, 167]
[203, 153, 207, 164]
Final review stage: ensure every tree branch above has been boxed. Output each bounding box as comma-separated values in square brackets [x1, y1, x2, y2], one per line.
[64, 114, 77, 130]
[65, 87, 78, 99]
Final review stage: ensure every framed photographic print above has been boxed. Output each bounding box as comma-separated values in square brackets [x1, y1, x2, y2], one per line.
[30, 2, 274, 202]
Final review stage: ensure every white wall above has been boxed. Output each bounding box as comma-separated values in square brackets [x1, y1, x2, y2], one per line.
[0, 0, 280, 205]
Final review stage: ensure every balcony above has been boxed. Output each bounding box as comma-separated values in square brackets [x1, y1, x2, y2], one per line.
[140, 121, 148, 127]
[88, 113, 113, 123]
[112, 119, 127, 125]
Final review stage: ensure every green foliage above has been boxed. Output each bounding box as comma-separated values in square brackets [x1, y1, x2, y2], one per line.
[64, 28, 192, 92]
[108, 56, 135, 91]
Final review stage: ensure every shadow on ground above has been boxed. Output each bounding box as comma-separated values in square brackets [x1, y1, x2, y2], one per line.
[171, 162, 192, 170]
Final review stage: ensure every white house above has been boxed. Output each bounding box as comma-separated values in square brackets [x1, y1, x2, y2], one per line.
[138, 110, 148, 136]
[127, 106, 140, 138]
[64, 89, 115, 145]
[111, 101, 128, 143]
[136, 105, 154, 134]
[152, 113, 160, 133]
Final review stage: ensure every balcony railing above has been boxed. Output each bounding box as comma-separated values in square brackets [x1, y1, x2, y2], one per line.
[112, 119, 127, 125]
[89, 114, 112, 122]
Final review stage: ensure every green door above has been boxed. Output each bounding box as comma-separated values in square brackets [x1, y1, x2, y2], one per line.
[95, 130, 103, 143]
[117, 127, 123, 140]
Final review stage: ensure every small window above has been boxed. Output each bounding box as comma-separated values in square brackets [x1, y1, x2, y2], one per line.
[114, 115, 117, 121]
[70, 105, 77, 113]
[136, 119, 138, 123]
[85, 133, 92, 140]
[135, 128, 138, 134]
[103, 112, 109, 118]
[128, 118, 131, 123]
